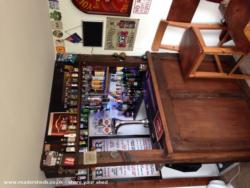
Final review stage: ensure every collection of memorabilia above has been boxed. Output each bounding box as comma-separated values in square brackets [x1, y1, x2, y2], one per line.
[47, 0, 152, 53]
[41, 55, 162, 183]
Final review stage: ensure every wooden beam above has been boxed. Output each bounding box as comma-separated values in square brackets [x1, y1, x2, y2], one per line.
[203, 47, 245, 55]
[77, 54, 146, 67]
[69, 148, 250, 169]
[229, 55, 245, 75]
[192, 27, 206, 46]
[56, 177, 214, 188]
[160, 44, 180, 51]
[213, 54, 224, 73]
[77, 150, 167, 168]
[190, 54, 205, 75]
[218, 31, 230, 46]
[190, 71, 250, 80]
[166, 20, 225, 29]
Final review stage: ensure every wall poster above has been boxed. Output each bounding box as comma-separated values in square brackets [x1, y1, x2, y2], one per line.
[105, 17, 139, 51]
[91, 137, 160, 180]
[133, 0, 152, 14]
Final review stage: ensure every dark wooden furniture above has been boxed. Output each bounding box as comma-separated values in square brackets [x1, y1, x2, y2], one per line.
[152, 0, 222, 52]
[152, 0, 250, 80]
[179, 0, 250, 79]
[42, 53, 250, 187]
[148, 53, 250, 157]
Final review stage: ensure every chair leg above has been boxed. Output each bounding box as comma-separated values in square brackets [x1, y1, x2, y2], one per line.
[229, 55, 245, 75]
[189, 54, 206, 76]
[152, 20, 168, 51]
[214, 54, 224, 73]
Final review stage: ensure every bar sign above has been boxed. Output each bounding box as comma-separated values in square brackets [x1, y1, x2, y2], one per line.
[153, 112, 164, 141]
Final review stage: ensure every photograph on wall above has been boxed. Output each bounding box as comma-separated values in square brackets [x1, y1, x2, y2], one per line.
[71, 0, 133, 17]
[133, 0, 152, 14]
[105, 17, 139, 51]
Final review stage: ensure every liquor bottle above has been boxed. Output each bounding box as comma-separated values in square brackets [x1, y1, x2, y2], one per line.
[70, 89, 78, 95]
[69, 115, 78, 124]
[69, 100, 78, 107]
[82, 84, 91, 89]
[44, 144, 76, 153]
[81, 108, 90, 114]
[70, 94, 78, 100]
[94, 71, 105, 77]
[122, 110, 134, 117]
[61, 146, 76, 153]
[67, 108, 78, 113]
[80, 122, 88, 129]
[80, 129, 88, 136]
[79, 135, 88, 141]
[80, 116, 88, 124]
[68, 124, 76, 130]
[79, 141, 87, 147]
[79, 147, 88, 153]
[73, 67, 79, 72]
[122, 67, 139, 74]
[71, 73, 78, 78]
[92, 76, 105, 81]
[45, 136, 75, 144]
[62, 142, 75, 146]
[71, 77, 78, 83]
[82, 74, 92, 81]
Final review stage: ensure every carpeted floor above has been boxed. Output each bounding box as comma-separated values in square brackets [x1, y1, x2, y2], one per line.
[232, 163, 250, 188]
[221, 163, 250, 188]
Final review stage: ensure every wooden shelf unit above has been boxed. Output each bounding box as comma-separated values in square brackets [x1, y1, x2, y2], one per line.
[41, 53, 250, 186]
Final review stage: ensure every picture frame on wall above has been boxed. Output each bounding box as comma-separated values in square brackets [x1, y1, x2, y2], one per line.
[71, 0, 133, 17]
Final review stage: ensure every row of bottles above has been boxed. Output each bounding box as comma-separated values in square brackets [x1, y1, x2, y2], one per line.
[81, 66, 109, 110]
[64, 66, 79, 113]
[110, 67, 145, 118]
[79, 108, 89, 153]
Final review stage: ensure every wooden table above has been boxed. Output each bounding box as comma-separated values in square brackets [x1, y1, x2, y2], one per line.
[147, 52, 250, 162]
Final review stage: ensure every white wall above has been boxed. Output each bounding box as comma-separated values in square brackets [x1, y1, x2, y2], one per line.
[60, 0, 222, 56]
[0, 0, 55, 187]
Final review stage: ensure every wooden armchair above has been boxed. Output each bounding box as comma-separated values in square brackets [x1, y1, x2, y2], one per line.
[152, 0, 250, 80]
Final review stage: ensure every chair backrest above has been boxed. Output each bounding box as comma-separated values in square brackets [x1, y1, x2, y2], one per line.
[225, 0, 250, 53]
[167, 0, 200, 22]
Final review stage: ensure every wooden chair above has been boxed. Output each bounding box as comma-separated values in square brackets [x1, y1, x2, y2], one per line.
[152, 0, 250, 80]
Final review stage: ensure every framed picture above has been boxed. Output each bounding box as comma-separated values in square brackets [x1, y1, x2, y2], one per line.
[105, 17, 139, 51]
[48, 112, 77, 136]
[71, 0, 133, 17]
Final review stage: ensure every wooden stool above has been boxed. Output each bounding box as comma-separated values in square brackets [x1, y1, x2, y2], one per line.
[179, 25, 250, 79]
[152, 0, 250, 80]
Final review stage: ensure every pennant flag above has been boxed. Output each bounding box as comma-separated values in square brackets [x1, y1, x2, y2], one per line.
[65, 33, 82, 43]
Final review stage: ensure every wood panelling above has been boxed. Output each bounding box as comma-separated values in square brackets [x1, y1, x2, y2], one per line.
[149, 53, 250, 155]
